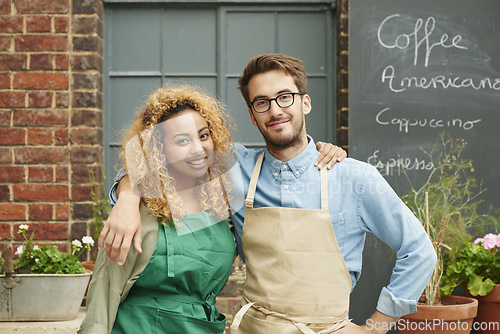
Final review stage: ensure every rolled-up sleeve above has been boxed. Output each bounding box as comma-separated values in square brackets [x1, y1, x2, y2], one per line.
[357, 165, 437, 317]
[108, 168, 126, 207]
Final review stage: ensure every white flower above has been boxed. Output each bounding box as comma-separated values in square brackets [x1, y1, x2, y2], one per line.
[15, 245, 24, 256]
[35, 258, 39, 263]
[33, 245, 39, 250]
[72, 239, 83, 249]
[19, 224, 29, 231]
[82, 236, 95, 246]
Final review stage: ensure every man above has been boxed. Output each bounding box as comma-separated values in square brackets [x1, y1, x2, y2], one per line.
[101, 54, 436, 333]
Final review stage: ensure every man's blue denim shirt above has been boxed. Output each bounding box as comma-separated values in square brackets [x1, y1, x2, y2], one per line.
[109, 137, 437, 318]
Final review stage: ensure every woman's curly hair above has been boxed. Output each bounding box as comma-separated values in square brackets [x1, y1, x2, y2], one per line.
[118, 84, 234, 225]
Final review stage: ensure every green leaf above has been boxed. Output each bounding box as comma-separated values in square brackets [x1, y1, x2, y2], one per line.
[467, 275, 496, 296]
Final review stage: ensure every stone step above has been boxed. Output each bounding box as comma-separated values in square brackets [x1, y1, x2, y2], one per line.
[0, 307, 85, 334]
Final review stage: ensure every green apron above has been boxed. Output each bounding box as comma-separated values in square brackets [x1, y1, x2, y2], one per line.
[112, 212, 235, 334]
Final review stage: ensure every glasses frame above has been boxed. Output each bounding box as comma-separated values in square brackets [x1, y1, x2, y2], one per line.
[250, 92, 305, 113]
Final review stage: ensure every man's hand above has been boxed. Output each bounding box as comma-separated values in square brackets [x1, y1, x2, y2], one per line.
[98, 175, 142, 265]
[315, 142, 347, 169]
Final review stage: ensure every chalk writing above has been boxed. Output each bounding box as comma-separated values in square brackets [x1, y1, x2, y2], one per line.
[376, 107, 482, 133]
[367, 149, 434, 176]
[377, 14, 468, 67]
[382, 65, 500, 93]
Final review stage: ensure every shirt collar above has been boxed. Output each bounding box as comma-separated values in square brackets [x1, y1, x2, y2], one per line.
[263, 135, 317, 180]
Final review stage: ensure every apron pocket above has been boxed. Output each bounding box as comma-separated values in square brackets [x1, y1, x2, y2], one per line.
[154, 308, 226, 334]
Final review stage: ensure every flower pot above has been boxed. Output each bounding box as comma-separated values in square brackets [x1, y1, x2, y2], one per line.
[0, 272, 91, 321]
[464, 284, 500, 334]
[399, 295, 478, 334]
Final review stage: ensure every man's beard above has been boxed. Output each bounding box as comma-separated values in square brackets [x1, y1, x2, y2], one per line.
[258, 114, 305, 149]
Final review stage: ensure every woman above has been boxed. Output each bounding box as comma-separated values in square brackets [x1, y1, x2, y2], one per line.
[79, 85, 237, 333]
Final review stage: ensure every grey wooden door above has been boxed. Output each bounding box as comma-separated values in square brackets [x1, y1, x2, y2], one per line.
[103, 2, 336, 190]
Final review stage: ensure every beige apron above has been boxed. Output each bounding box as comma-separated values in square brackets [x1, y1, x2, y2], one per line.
[231, 152, 352, 334]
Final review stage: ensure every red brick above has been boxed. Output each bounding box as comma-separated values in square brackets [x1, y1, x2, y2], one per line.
[14, 146, 69, 164]
[26, 16, 51, 32]
[13, 109, 68, 126]
[13, 184, 68, 202]
[72, 16, 98, 35]
[0, 0, 10, 14]
[54, 203, 68, 220]
[0, 35, 10, 50]
[15, 0, 69, 14]
[72, 36, 100, 52]
[27, 128, 52, 144]
[28, 166, 53, 182]
[29, 203, 52, 220]
[54, 128, 68, 145]
[55, 166, 68, 182]
[14, 222, 67, 240]
[0, 203, 26, 221]
[72, 203, 92, 219]
[28, 91, 53, 108]
[30, 53, 52, 70]
[70, 128, 101, 145]
[0, 222, 11, 239]
[54, 54, 68, 70]
[0, 128, 25, 145]
[0, 91, 25, 108]
[15, 35, 68, 51]
[71, 184, 92, 201]
[72, 91, 101, 108]
[71, 110, 100, 127]
[0, 72, 10, 89]
[0, 110, 10, 126]
[72, 165, 99, 183]
[54, 16, 68, 33]
[13, 72, 68, 90]
[55, 92, 68, 107]
[70, 146, 100, 164]
[0, 148, 12, 164]
[0, 16, 23, 33]
[71, 54, 102, 71]
[0, 185, 9, 201]
[0, 166, 25, 182]
[0, 54, 27, 70]
[72, 73, 100, 90]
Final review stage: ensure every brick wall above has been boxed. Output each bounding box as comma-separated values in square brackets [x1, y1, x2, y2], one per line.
[336, 0, 349, 150]
[0, 0, 103, 257]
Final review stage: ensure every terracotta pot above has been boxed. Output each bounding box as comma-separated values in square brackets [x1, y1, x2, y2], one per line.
[464, 284, 500, 334]
[399, 295, 478, 334]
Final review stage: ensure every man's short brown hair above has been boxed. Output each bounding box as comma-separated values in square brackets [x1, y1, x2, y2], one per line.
[238, 54, 308, 108]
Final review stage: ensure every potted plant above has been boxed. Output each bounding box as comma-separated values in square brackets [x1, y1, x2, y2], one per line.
[398, 134, 497, 334]
[441, 233, 500, 334]
[0, 224, 93, 321]
[83, 166, 110, 271]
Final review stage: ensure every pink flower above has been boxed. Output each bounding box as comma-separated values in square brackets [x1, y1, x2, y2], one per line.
[480, 233, 500, 250]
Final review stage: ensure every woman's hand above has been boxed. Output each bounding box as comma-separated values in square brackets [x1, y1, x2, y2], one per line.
[315, 142, 347, 169]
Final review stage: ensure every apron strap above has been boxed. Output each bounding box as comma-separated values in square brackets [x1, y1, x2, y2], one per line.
[158, 219, 175, 278]
[245, 151, 330, 212]
[245, 152, 265, 208]
[231, 296, 349, 333]
[320, 167, 329, 212]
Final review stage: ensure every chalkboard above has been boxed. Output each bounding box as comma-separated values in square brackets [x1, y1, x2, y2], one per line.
[349, 0, 500, 209]
[348, 0, 499, 327]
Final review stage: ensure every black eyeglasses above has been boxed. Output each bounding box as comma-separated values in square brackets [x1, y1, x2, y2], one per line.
[250, 92, 305, 113]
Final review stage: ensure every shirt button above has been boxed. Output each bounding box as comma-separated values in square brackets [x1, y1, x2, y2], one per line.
[284, 185, 289, 190]
[274, 172, 278, 177]
[295, 170, 300, 175]
[283, 164, 288, 169]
